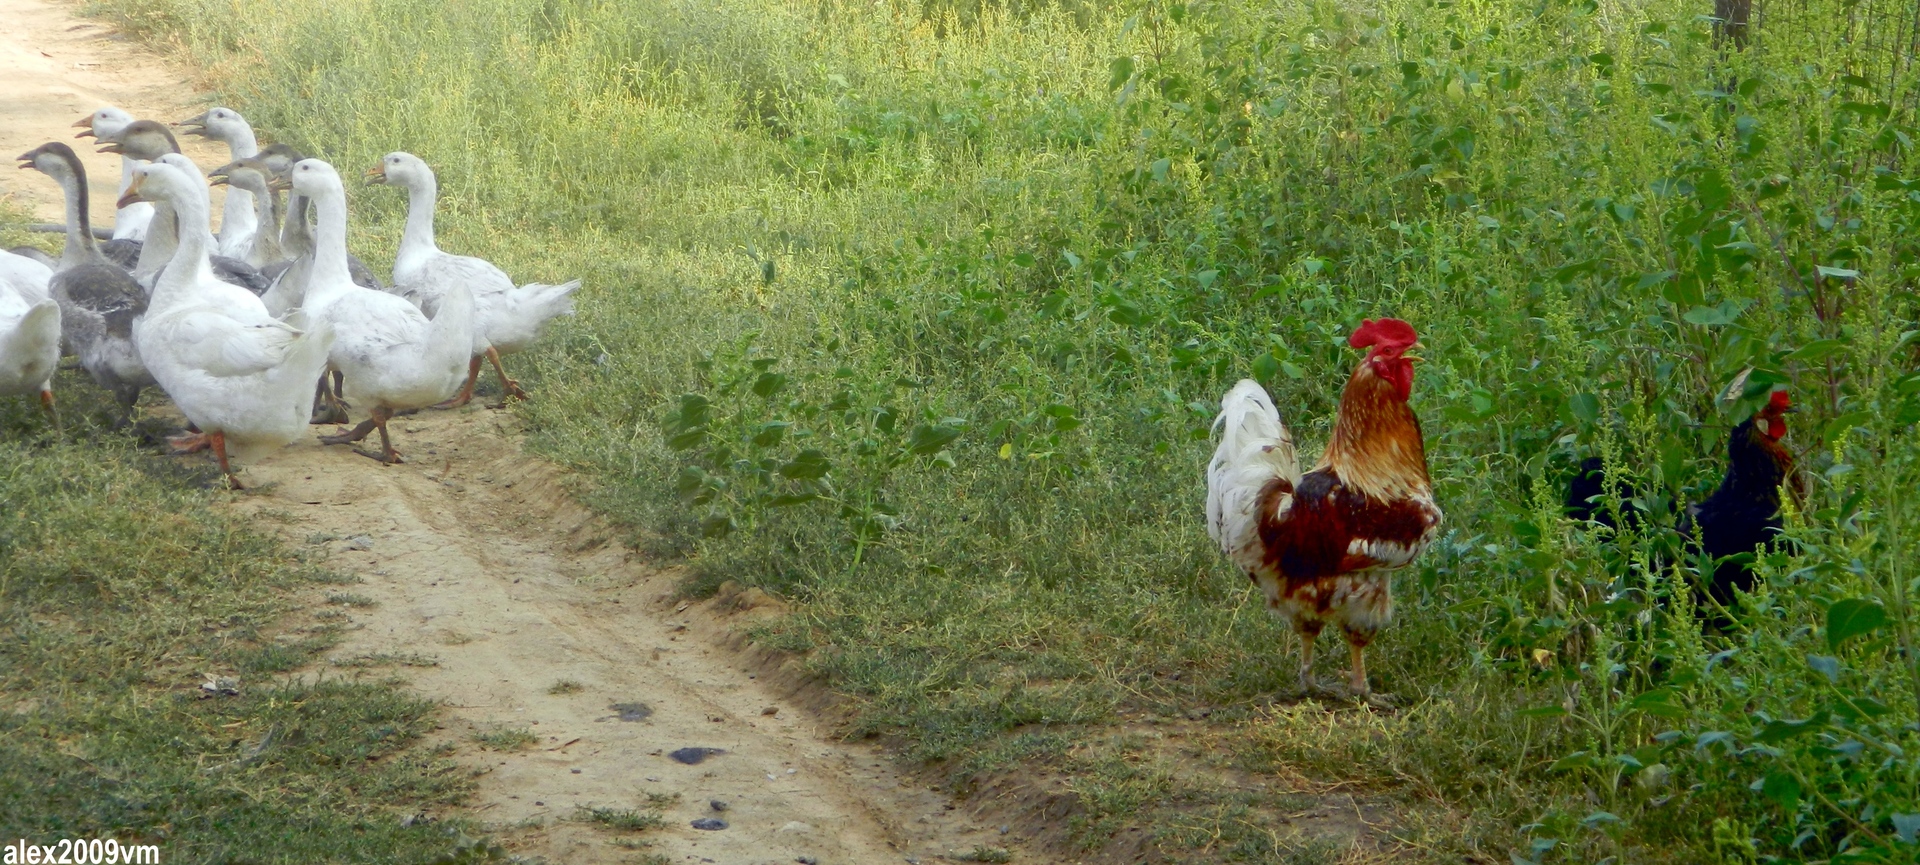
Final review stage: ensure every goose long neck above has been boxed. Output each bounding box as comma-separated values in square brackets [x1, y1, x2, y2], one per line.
[53, 164, 96, 269]
[151, 187, 216, 310]
[226, 127, 259, 160]
[307, 184, 353, 301]
[257, 186, 284, 261]
[116, 157, 137, 197]
[136, 203, 177, 281]
[399, 176, 441, 262]
[281, 193, 313, 257]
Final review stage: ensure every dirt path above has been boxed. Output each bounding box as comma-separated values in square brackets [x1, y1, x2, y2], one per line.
[0, 0, 232, 225]
[3, 2, 1041, 862]
[232, 409, 1032, 864]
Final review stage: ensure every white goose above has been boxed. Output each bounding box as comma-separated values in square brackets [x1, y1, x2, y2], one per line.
[72, 106, 154, 243]
[177, 107, 259, 259]
[122, 160, 334, 488]
[290, 158, 473, 463]
[367, 152, 579, 407]
[0, 249, 61, 424]
[208, 158, 285, 269]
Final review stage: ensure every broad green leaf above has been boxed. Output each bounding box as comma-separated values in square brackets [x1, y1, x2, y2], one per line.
[752, 372, 788, 398]
[1787, 339, 1848, 363]
[1753, 711, 1828, 744]
[908, 421, 965, 455]
[1760, 771, 1801, 810]
[751, 421, 791, 447]
[779, 449, 832, 480]
[1827, 598, 1889, 649]
[1107, 56, 1134, 91]
[1682, 305, 1738, 326]
[1569, 392, 1601, 424]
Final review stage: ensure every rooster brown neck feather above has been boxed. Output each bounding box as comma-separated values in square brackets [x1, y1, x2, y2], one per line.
[1320, 362, 1430, 502]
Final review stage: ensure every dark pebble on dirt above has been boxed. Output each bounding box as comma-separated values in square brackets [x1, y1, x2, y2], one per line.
[796, 857, 818, 865]
[710, 799, 729, 811]
[669, 746, 726, 764]
[690, 818, 728, 831]
[609, 702, 653, 722]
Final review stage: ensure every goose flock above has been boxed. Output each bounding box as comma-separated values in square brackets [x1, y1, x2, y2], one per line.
[5, 106, 582, 487]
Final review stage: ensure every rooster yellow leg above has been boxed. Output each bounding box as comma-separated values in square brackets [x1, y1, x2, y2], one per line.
[1296, 620, 1324, 692]
[485, 347, 528, 401]
[433, 356, 483, 410]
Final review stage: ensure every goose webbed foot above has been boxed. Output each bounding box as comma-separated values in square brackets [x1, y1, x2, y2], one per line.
[168, 432, 211, 454]
[485, 347, 527, 402]
[349, 408, 400, 463]
[353, 446, 403, 464]
[319, 419, 377, 447]
[432, 356, 483, 410]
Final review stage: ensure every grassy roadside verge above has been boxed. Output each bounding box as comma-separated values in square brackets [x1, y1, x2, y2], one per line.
[83, 0, 1920, 861]
[0, 222, 481, 861]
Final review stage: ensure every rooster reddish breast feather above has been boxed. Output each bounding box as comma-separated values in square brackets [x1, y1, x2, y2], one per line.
[1205, 318, 1442, 696]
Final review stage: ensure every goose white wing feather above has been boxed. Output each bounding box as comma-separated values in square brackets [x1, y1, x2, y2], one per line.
[155, 310, 304, 377]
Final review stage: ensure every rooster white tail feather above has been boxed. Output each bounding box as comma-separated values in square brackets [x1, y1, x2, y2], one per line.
[1205, 379, 1298, 561]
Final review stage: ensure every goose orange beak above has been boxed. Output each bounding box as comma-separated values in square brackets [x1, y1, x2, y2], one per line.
[116, 174, 145, 209]
[72, 116, 96, 138]
[363, 165, 386, 185]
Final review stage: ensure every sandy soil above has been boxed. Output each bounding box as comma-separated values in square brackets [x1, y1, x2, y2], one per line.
[3, 1, 1044, 862]
[231, 409, 1034, 864]
[0, 0, 232, 226]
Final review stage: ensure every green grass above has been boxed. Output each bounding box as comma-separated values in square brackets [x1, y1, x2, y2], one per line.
[86, 0, 1920, 860]
[574, 806, 669, 833]
[0, 211, 483, 863]
[471, 726, 538, 751]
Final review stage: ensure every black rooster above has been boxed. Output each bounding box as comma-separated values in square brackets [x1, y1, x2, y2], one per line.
[1568, 390, 1796, 622]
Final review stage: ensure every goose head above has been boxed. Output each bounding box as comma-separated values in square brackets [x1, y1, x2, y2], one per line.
[209, 158, 274, 198]
[257, 143, 306, 177]
[365, 151, 430, 188]
[176, 107, 251, 144]
[118, 160, 199, 210]
[289, 158, 345, 200]
[96, 120, 181, 162]
[16, 141, 85, 184]
[73, 106, 136, 141]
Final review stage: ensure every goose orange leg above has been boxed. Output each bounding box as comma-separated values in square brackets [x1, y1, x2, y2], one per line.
[354, 407, 401, 464]
[38, 388, 59, 430]
[485, 347, 528, 402]
[210, 432, 243, 490]
[432, 356, 483, 410]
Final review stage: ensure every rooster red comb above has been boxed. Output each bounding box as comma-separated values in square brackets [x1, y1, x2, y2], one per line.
[1349, 318, 1419, 351]
[1768, 390, 1791, 410]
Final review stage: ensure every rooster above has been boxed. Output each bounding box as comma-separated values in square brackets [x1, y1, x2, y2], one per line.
[1567, 390, 1795, 624]
[1206, 318, 1443, 698]
[1683, 390, 1796, 619]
